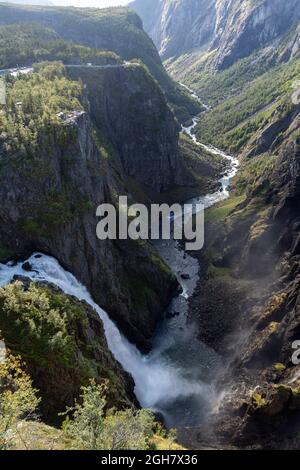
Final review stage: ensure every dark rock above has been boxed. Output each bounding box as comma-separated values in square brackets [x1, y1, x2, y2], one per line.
[180, 273, 191, 280]
[22, 261, 33, 272]
[153, 411, 165, 425]
[12, 275, 31, 289]
[166, 310, 180, 319]
[0, 84, 178, 352]
[190, 105, 300, 448]
[67, 64, 184, 194]
[177, 284, 184, 295]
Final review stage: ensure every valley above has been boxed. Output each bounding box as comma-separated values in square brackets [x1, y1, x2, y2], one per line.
[131, 0, 300, 449]
[0, 0, 300, 452]
[0, 74, 236, 433]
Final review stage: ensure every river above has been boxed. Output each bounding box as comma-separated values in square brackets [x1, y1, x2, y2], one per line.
[0, 87, 239, 428]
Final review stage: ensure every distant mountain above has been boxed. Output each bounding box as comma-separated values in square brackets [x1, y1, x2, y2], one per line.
[0, 0, 53, 5]
[130, 0, 216, 61]
[130, 0, 300, 70]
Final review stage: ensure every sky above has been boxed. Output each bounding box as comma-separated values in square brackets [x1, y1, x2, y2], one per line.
[53, 0, 130, 6]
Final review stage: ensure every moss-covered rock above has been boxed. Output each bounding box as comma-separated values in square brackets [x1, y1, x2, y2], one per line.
[251, 384, 300, 416]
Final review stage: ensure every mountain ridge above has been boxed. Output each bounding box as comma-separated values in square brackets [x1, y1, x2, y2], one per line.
[130, 0, 300, 70]
[0, 2, 201, 121]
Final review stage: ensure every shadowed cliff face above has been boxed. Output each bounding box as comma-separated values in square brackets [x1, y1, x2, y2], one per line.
[130, 0, 300, 69]
[0, 102, 178, 351]
[190, 102, 300, 448]
[67, 64, 183, 194]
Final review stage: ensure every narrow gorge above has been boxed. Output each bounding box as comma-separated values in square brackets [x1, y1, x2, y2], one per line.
[0, 0, 300, 452]
[0, 79, 237, 430]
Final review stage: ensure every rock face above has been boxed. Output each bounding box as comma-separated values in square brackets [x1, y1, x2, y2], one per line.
[213, 0, 300, 70]
[0, 89, 178, 351]
[130, 0, 300, 69]
[279, 22, 300, 62]
[193, 100, 300, 448]
[0, 5, 227, 356]
[130, 0, 216, 60]
[67, 64, 183, 194]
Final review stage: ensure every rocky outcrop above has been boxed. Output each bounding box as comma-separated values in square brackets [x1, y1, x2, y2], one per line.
[207, 101, 300, 279]
[279, 23, 300, 62]
[66, 64, 183, 194]
[0, 3, 200, 120]
[242, 105, 300, 159]
[190, 104, 300, 448]
[0, 279, 136, 421]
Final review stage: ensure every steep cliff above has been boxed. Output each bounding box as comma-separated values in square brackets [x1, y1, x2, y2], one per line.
[212, 0, 300, 70]
[0, 3, 201, 121]
[131, 0, 300, 71]
[66, 63, 183, 194]
[0, 64, 180, 351]
[130, 0, 216, 60]
[186, 87, 300, 449]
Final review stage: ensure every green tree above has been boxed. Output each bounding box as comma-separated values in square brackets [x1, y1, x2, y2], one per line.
[0, 354, 40, 449]
[63, 381, 155, 450]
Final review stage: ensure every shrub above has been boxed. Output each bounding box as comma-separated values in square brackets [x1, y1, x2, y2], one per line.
[0, 354, 40, 449]
[62, 380, 155, 450]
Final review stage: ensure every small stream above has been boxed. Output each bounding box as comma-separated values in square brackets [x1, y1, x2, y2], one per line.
[0, 86, 239, 428]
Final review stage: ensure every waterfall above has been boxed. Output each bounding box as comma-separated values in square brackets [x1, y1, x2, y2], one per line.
[0, 86, 239, 427]
[0, 253, 216, 424]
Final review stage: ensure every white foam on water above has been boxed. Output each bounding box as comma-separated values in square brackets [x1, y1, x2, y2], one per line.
[181, 117, 239, 213]
[0, 253, 214, 414]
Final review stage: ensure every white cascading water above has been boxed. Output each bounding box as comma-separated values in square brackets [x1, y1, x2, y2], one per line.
[182, 118, 239, 211]
[0, 253, 215, 418]
[0, 86, 239, 426]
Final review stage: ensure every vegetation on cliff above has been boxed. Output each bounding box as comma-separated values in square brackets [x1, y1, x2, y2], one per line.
[0, 355, 178, 450]
[0, 280, 134, 418]
[7, 0, 300, 451]
[194, 58, 300, 152]
[1, 61, 83, 158]
[189, 67, 300, 448]
[0, 23, 122, 70]
[0, 58, 183, 352]
[0, 4, 200, 121]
